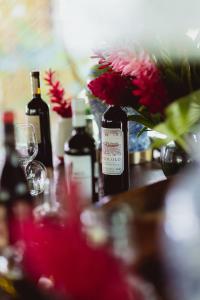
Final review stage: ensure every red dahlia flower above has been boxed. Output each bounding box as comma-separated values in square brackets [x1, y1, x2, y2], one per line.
[88, 71, 137, 107]
[132, 64, 169, 114]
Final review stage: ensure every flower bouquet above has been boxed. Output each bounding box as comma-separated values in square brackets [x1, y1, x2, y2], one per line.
[87, 64, 151, 154]
[88, 36, 200, 152]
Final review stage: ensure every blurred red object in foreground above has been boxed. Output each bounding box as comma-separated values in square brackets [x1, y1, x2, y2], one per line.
[13, 183, 145, 300]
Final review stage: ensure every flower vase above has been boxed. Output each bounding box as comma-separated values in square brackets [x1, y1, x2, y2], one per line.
[55, 117, 72, 162]
[125, 106, 151, 152]
[160, 141, 191, 177]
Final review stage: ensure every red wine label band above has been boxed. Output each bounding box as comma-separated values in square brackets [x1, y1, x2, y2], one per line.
[64, 154, 92, 201]
[102, 128, 124, 175]
[26, 115, 41, 143]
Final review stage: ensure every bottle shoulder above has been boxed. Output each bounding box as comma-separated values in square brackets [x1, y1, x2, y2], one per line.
[65, 130, 95, 152]
[102, 106, 127, 122]
[26, 97, 49, 112]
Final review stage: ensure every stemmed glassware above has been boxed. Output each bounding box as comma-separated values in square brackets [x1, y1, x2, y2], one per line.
[15, 124, 47, 196]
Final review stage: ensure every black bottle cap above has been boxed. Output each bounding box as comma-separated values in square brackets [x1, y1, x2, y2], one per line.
[30, 71, 40, 78]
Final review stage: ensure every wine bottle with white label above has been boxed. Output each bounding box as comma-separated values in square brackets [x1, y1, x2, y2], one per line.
[102, 105, 129, 196]
[64, 98, 97, 202]
[26, 71, 53, 168]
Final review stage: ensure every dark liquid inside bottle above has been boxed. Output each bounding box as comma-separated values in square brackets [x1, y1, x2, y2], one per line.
[102, 106, 129, 196]
[26, 71, 53, 168]
[0, 112, 31, 207]
[65, 127, 97, 202]
[64, 99, 98, 202]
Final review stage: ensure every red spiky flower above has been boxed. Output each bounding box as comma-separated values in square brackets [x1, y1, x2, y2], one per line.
[44, 69, 72, 118]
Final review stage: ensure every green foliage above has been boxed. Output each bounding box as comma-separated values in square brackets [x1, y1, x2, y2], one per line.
[89, 64, 110, 79]
[145, 37, 200, 149]
[128, 114, 155, 129]
[153, 36, 200, 101]
[153, 89, 200, 150]
[136, 127, 149, 138]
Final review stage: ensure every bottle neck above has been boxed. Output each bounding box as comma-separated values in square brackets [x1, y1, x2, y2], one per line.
[31, 74, 41, 98]
[72, 127, 86, 135]
[33, 92, 41, 99]
[72, 113, 86, 128]
[109, 104, 124, 110]
[4, 123, 15, 151]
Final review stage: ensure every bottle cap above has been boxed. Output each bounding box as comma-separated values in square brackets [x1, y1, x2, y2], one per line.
[30, 71, 40, 78]
[2, 111, 14, 124]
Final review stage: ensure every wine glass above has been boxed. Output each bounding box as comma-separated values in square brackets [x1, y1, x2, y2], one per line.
[15, 123, 38, 168]
[15, 124, 47, 196]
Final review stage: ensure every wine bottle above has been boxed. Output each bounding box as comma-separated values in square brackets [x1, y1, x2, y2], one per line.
[0, 112, 31, 206]
[101, 105, 129, 196]
[0, 112, 33, 245]
[64, 98, 97, 202]
[0, 113, 57, 300]
[26, 71, 53, 168]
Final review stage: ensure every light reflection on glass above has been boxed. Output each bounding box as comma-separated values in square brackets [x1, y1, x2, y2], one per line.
[108, 204, 135, 265]
[165, 190, 199, 241]
[80, 208, 109, 247]
[162, 165, 200, 300]
[0, 256, 8, 274]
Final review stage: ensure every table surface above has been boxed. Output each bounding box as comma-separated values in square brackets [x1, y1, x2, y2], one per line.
[129, 160, 166, 189]
[96, 160, 169, 300]
[54, 159, 166, 196]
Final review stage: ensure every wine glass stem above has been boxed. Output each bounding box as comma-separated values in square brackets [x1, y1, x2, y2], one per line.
[21, 162, 29, 177]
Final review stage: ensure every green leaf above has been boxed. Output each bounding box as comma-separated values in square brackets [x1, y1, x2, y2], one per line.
[191, 62, 200, 89]
[136, 126, 148, 138]
[153, 89, 200, 150]
[181, 58, 193, 92]
[128, 115, 155, 129]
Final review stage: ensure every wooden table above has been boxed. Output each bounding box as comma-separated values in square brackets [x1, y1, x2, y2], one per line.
[53, 159, 166, 202]
[98, 162, 172, 300]
[129, 161, 166, 188]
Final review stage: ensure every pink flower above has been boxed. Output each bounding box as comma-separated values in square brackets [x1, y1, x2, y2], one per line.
[94, 49, 152, 77]
[91, 49, 169, 114]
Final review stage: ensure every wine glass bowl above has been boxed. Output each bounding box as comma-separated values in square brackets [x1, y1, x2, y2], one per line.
[15, 123, 47, 196]
[15, 124, 38, 167]
[26, 160, 47, 196]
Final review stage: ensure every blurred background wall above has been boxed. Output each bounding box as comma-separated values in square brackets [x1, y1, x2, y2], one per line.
[0, 0, 88, 122]
[1, 0, 200, 122]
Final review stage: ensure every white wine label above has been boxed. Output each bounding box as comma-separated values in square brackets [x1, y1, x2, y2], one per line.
[26, 115, 41, 143]
[102, 128, 124, 175]
[64, 154, 92, 200]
